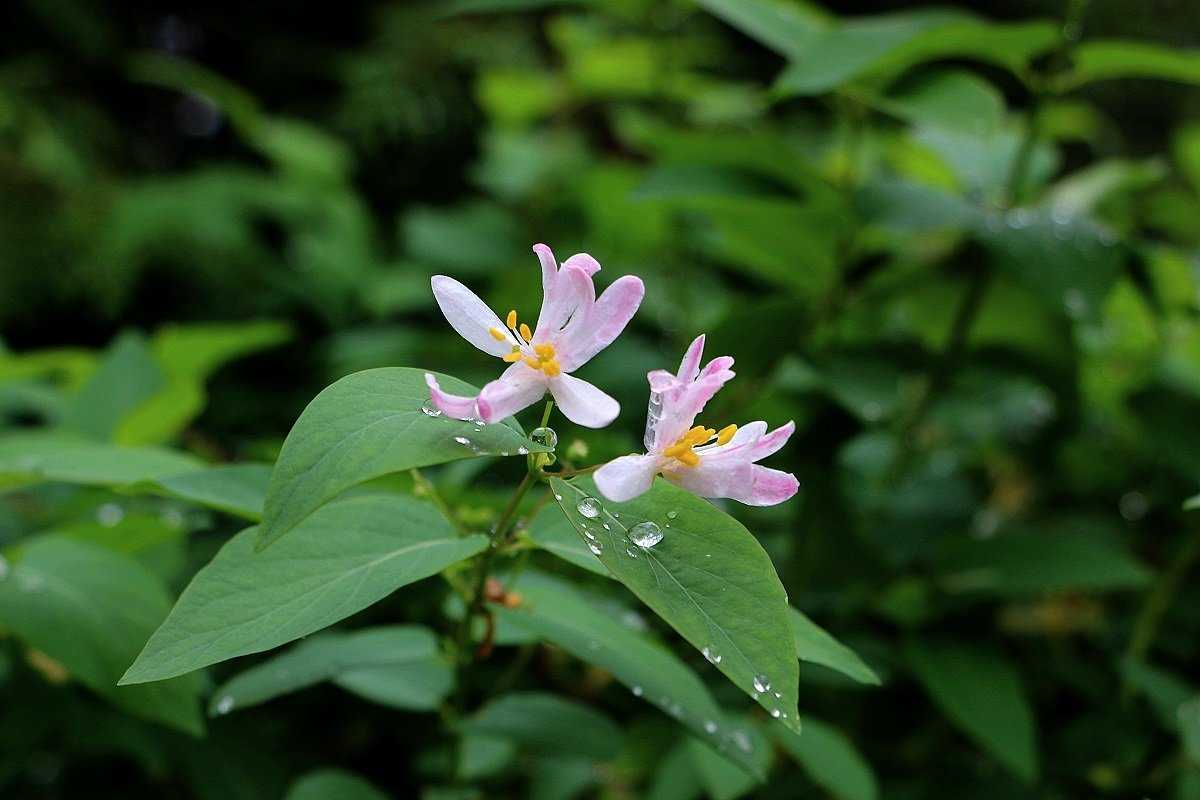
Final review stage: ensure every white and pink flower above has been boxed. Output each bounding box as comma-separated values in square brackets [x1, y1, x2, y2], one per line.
[425, 243, 644, 428]
[595, 335, 799, 506]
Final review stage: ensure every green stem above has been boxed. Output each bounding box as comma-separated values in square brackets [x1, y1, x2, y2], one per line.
[410, 467, 466, 535]
[1126, 526, 1200, 663]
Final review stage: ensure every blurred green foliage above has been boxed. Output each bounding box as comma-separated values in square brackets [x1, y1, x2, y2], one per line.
[2, 0, 1200, 797]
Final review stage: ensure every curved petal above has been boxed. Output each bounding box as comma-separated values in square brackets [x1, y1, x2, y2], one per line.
[557, 275, 645, 371]
[652, 362, 736, 450]
[535, 248, 596, 342]
[677, 334, 706, 383]
[431, 276, 514, 357]
[548, 373, 620, 428]
[562, 252, 601, 277]
[730, 465, 799, 506]
[477, 364, 547, 424]
[595, 454, 661, 502]
[425, 373, 479, 420]
[665, 459, 754, 500]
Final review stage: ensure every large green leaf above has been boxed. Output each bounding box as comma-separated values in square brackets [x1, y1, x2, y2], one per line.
[523, 503, 608, 577]
[459, 692, 622, 760]
[210, 626, 452, 714]
[871, 70, 1004, 134]
[686, 723, 772, 800]
[121, 494, 487, 684]
[125, 463, 274, 520]
[285, 770, 390, 800]
[0, 432, 203, 491]
[693, 0, 828, 60]
[62, 331, 165, 441]
[549, 476, 800, 732]
[0, 537, 204, 734]
[790, 608, 880, 685]
[906, 640, 1037, 781]
[1057, 40, 1200, 90]
[933, 531, 1152, 596]
[259, 367, 546, 548]
[497, 569, 768, 778]
[773, 717, 878, 800]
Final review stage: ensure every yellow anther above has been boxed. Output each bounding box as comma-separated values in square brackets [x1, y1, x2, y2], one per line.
[677, 450, 700, 467]
[663, 442, 690, 458]
[489, 327, 507, 341]
[543, 360, 561, 377]
[534, 343, 555, 358]
[716, 424, 738, 445]
[524, 356, 542, 370]
[519, 323, 533, 342]
[506, 309, 517, 329]
[502, 350, 522, 362]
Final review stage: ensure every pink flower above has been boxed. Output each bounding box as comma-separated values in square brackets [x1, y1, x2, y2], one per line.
[594, 334, 799, 505]
[425, 243, 644, 428]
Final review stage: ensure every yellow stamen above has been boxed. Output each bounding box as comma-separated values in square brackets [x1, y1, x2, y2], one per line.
[716, 424, 738, 445]
[534, 343, 555, 358]
[524, 356, 542, 370]
[489, 327, 507, 341]
[506, 309, 517, 329]
[677, 451, 700, 467]
[543, 360, 561, 377]
[502, 350, 522, 362]
[519, 323, 533, 342]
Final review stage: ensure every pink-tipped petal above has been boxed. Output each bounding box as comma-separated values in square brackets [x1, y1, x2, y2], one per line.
[534, 243, 558, 294]
[665, 459, 754, 500]
[535, 248, 596, 341]
[742, 420, 795, 461]
[476, 364, 547, 424]
[647, 369, 676, 392]
[548, 373, 620, 428]
[677, 335, 706, 383]
[699, 355, 735, 381]
[595, 454, 660, 502]
[733, 465, 799, 506]
[425, 373, 480, 420]
[431, 276, 514, 357]
[558, 275, 645, 371]
[562, 252, 602, 276]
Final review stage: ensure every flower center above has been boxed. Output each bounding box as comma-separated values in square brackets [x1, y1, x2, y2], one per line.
[490, 310, 561, 377]
[662, 424, 737, 467]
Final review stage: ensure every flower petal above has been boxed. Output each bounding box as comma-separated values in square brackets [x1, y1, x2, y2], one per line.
[595, 454, 661, 502]
[477, 364, 547, 424]
[562, 253, 601, 277]
[557, 275, 645, 371]
[733, 465, 799, 506]
[425, 373, 479, 420]
[665, 459, 754, 500]
[677, 334, 706, 383]
[431, 275, 515, 357]
[548, 373, 619, 428]
[534, 245, 595, 341]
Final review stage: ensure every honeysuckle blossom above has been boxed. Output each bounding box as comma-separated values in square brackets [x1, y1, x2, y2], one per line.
[425, 244, 644, 428]
[594, 334, 799, 505]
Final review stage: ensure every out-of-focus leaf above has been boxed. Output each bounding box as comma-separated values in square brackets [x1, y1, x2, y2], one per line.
[125, 463, 273, 520]
[436, 0, 585, 17]
[63, 331, 165, 441]
[210, 626, 452, 714]
[459, 692, 621, 760]
[906, 641, 1037, 781]
[873, 70, 1004, 134]
[1120, 658, 1194, 729]
[401, 201, 524, 273]
[121, 495, 486, 684]
[1057, 40, 1200, 90]
[856, 180, 980, 232]
[524, 504, 608, 576]
[693, 0, 829, 60]
[773, 717, 879, 800]
[686, 722, 771, 800]
[458, 735, 517, 781]
[647, 740, 706, 800]
[1185, 494, 1200, 511]
[0, 537, 204, 734]
[528, 756, 597, 800]
[497, 570, 768, 777]
[285, 770, 389, 800]
[550, 476, 800, 733]
[933, 531, 1152, 596]
[790, 608, 880, 685]
[1045, 159, 1167, 216]
[259, 368, 545, 548]
[0, 432, 202, 491]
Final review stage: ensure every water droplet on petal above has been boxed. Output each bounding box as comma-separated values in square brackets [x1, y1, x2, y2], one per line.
[577, 497, 602, 519]
[753, 675, 771, 693]
[629, 521, 663, 548]
[215, 696, 235, 715]
[530, 426, 558, 449]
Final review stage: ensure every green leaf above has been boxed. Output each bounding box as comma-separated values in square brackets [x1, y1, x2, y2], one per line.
[772, 717, 879, 800]
[62, 331, 166, 441]
[210, 626, 452, 714]
[458, 735, 517, 781]
[1058, 40, 1200, 90]
[151, 321, 293, 382]
[906, 640, 1037, 781]
[872, 70, 1004, 134]
[259, 367, 546, 548]
[121, 494, 487, 684]
[1185, 493, 1200, 511]
[497, 570, 768, 778]
[686, 723, 772, 800]
[285, 770, 389, 800]
[856, 180, 981, 232]
[459, 692, 622, 761]
[647, 741, 705, 800]
[126, 463, 273, 520]
[549, 476, 800, 732]
[0, 432, 203, 491]
[523, 504, 608, 576]
[789, 608, 880, 685]
[932, 531, 1152, 596]
[0, 538, 204, 734]
[693, 0, 828, 60]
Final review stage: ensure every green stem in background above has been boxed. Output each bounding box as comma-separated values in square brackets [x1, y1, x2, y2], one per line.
[1125, 526, 1200, 664]
[410, 467, 465, 535]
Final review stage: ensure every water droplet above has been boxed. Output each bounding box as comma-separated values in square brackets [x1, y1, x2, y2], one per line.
[530, 426, 558, 449]
[577, 497, 602, 519]
[770, 708, 782, 718]
[632, 685, 643, 697]
[602, 522, 610, 530]
[587, 542, 602, 556]
[732, 730, 752, 753]
[704, 720, 718, 734]
[517, 445, 529, 455]
[669, 702, 683, 718]
[554, 493, 563, 501]
[453, 436, 471, 447]
[702, 646, 722, 665]
[215, 696, 235, 715]
[773, 691, 781, 699]
[644, 391, 664, 451]
[666, 510, 678, 521]
[583, 529, 596, 541]
[629, 521, 663, 548]
[420, 403, 442, 417]
[753, 675, 771, 693]
[625, 547, 639, 558]
[96, 503, 124, 527]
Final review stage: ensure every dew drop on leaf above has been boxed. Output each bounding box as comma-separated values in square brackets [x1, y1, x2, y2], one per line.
[632, 685, 643, 697]
[420, 403, 442, 417]
[215, 696, 235, 715]
[517, 445, 529, 455]
[702, 646, 722, 664]
[530, 426, 557, 449]
[666, 510, 678, 520]
[704, 720, 718, 734]
[587, 542, 602, 556]
[629, 521, 663, 548]
[576, 496, 601, 518]
[753, 674, 771, 693]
